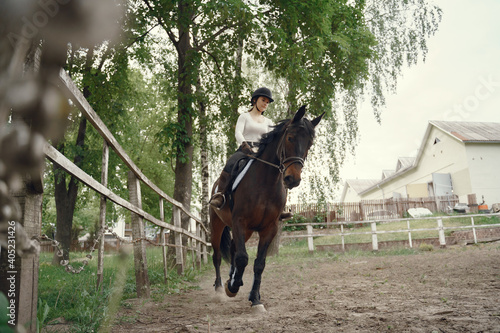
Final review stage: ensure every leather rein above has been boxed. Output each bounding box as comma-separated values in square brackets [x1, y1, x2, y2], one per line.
[246, 121, 305, 174]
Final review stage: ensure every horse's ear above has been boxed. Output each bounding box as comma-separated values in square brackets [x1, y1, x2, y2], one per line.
[293, 105, 307, 123]
[311, 112, 325, 127]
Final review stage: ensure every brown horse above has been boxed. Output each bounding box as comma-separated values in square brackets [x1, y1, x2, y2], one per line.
[209, 105, 323, 311]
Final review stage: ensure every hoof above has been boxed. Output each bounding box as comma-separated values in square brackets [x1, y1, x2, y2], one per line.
[213, 287, 226, 303]
[225, 281, 237, 298]
[251, 304, 267, 314]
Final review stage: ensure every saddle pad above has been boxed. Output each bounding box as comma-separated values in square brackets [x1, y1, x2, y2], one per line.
[231, 159, 254, 191]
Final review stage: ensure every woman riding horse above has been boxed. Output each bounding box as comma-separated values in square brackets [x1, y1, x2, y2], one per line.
[210, 105, 323, 312]
[209, 87, 275, 210]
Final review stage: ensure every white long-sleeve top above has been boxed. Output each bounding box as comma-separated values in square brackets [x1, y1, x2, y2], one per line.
[235, 112, 274, 145]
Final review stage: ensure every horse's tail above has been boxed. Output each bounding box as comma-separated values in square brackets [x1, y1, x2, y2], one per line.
[220, 226, 232, 263]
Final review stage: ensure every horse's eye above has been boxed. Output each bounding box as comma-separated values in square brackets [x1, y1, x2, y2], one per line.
[287, 136, 294, 142]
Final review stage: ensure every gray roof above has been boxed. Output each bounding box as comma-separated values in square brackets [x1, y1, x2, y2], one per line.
[381, 170, 395, 179]
[396, 157, 415, 171]
[346, 179, 380, 194]
[430, 121, 500, 142]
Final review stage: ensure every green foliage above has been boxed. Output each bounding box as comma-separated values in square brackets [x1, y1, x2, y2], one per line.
[312, 214, 327, 225]
[37, 254, 112, 331]
[0, 292, 14, 333]
[250, 0, 442, 203]
[283, 213, 326, 231]
[37, 298, 50, 333]
[45, 26, 177, 239]
[38, 248, 207, 331]
[283, 214, 309, 231]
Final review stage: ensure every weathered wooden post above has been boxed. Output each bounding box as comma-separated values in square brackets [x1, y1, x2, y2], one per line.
[172, 206, 184, 274]
[0, 176, 43, 332]
[201, 227, 208, 264]
[127, 171, 150, 297]
[159, 198, 168, 284]
[468, 194, 478, 213]
[195, 221, 202, 269]
[359, 201, 365, 221]
[97, 140, 109, 290]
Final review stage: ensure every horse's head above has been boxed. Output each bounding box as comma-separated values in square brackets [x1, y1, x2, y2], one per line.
[280, 105, 324, 189]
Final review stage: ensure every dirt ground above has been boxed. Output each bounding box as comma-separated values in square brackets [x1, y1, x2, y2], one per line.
[113, 242, 500, 333]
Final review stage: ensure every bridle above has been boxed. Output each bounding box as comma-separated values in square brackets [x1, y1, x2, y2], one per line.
[247, 120, 306, 174]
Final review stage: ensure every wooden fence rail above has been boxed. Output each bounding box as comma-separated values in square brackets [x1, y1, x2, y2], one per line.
[45, 69, 209, 296]
[281, 213, 500, 253]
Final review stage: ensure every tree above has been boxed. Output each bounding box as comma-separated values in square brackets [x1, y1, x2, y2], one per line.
[251, 0, 442, 203]
[49, 4, 176, 262]
[241, 0, 440, 253]
[142, 0, 254, 263]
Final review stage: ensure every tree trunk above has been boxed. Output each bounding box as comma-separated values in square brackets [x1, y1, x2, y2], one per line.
[168, 0, 196, 268]
[197, 78, 209, 232]
[51, 51, 92, 265]
[267, 219, 283, 257]
[227, 38, 244, 155]
[52, 106, 87, 264]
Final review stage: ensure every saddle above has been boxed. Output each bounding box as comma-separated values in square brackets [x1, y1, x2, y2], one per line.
[218, 143, 254, 210]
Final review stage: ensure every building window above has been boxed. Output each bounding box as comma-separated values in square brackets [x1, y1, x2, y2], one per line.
[433, 137, 441, 145]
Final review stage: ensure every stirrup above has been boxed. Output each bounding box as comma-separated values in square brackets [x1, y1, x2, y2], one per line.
[209, 192, 226, 210]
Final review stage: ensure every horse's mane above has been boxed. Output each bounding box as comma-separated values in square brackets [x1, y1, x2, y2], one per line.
[255, 117, 316, 157]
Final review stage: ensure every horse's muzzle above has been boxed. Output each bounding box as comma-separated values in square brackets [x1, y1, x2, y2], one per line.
[284, 175, 301, 189]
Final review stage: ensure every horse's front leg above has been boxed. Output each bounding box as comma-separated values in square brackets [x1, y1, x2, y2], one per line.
[225, 221, 248, 297]
[248, 223, 278, 310]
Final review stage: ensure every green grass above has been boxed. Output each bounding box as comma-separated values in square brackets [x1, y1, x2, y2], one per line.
[249, 238, 425, 268]
[38, 247, 208, 332]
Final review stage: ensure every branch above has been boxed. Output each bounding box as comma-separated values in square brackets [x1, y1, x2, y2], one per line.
[96, 47, 110, 72]
[142, 0, 178, 48]
[199, 47, 222, 76]
[124, 23, 160, 50]
[195, 23, 238, 50]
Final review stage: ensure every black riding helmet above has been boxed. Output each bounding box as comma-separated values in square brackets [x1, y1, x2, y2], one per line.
[251, 87, 274, 104]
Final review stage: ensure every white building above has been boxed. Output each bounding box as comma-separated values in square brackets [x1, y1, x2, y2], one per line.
[341, 121, 500, 207]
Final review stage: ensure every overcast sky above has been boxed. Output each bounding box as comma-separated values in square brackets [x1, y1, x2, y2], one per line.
[338, 0, 500, 185]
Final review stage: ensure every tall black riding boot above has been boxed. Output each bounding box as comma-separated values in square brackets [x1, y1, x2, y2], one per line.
[209, 171, 231, 209]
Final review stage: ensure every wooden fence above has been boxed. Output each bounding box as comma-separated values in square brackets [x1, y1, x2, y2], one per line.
[44, 69, 209, 296]
[281, 212, 500, 253]
[287, 195, 460, 222]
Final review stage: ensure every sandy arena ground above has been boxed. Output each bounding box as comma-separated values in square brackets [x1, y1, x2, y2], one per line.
[113, 242, 500, 333]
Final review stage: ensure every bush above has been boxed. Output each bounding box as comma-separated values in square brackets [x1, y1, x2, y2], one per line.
[283, 214, 308, 231]
[419, 242, 434, 252]
[312, 214, 326, 228]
